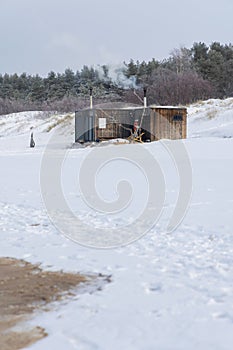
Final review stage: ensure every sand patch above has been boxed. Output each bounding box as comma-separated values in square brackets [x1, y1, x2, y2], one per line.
[0, 257, 93, 350]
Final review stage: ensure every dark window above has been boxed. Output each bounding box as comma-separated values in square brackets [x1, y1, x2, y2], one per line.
[173, 114, 183, 121]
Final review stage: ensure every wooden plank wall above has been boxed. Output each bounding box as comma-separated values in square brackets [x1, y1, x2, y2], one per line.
[95, 109, 133, 140]
[150, 107, 187, 140]
[75, 107, 187, 142]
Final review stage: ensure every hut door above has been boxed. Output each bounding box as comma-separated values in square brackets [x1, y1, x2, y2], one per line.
[178, 121, 182, 138]
[173, 114, 183, 139]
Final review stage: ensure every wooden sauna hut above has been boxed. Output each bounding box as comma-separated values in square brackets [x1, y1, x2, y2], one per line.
[75, 105, 187, 143]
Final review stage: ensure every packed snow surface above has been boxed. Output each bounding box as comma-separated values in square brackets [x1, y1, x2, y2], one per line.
[0, 99, 233, 349]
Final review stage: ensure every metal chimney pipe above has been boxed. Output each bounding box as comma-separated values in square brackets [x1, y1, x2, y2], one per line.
[88, 87, 94, 141]
[143, 87, 147, 108]
[90, 87, 93, 109]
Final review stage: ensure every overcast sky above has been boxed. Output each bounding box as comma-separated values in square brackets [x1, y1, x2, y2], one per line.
[0, 0, 232, 76]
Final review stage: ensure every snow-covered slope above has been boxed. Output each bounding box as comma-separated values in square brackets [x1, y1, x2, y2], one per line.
[0, 110, 74, 138]
[0, 99, 233, 350]
[0, 111, 75, 153]
[188, 98, 233, 138]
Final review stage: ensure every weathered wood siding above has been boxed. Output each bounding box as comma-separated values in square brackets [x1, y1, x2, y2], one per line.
[75, 106, 187, 142]
[150, 107, 187, 141]
[95, 109, 132, 140]
[94, 108, 149, 140]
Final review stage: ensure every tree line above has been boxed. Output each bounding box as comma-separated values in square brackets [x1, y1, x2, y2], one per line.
[0, 42, 233, 114]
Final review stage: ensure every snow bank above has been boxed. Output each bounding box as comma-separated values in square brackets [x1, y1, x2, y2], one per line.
[188, 98, 233, 138]
[0, 111, 74, 137]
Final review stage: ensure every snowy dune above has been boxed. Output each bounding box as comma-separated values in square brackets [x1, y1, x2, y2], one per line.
[188, 97, 233, 138]
[0, 99, 233, 349]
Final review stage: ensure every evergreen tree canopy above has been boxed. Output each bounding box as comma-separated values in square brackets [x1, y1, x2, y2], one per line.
[0, 41, 232, 114]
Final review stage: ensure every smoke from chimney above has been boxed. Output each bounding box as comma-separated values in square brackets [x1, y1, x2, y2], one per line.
[94, 63, 139, 90]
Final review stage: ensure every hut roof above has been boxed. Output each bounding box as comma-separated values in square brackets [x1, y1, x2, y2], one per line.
[149, 105, 186, 109]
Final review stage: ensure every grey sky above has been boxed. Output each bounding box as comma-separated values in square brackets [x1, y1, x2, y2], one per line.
[0, 0, 232, 75]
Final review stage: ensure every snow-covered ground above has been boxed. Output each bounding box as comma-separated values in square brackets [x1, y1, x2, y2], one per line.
[188, 97, 233, 138]
[0, 99, 233, 349]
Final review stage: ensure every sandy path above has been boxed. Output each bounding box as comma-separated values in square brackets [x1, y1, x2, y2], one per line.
[0, 257, 89, 350]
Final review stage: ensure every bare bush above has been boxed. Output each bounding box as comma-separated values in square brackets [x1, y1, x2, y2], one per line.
[0, 95, 118, 115]
[147, 69, 215, 105]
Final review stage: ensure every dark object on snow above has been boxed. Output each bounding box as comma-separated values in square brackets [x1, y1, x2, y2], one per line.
[30, 132, 35, 148]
